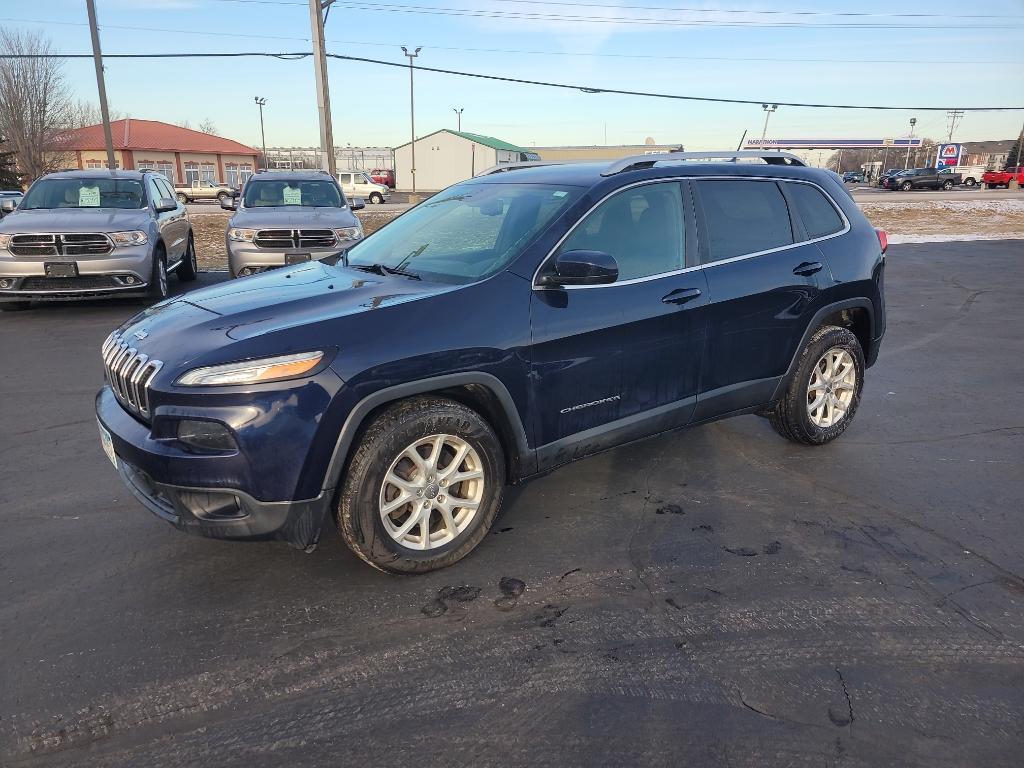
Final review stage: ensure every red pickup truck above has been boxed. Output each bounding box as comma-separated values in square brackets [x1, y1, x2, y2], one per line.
[982, 166, 1024, 189]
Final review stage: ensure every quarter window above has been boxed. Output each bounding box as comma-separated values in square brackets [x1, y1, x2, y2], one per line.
[697, 180, 793, 262]
[557, 182, 685, 282]
[786, 182, 844, 239]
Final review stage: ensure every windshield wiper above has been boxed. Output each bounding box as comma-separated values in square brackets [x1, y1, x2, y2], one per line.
[352, 263, 421, 280]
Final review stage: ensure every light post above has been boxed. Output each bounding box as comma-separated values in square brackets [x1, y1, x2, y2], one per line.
[254, 97, 267, 169]
[760, 103, 778, 141]
[905, 117, 916, 169]
[402, 46, 421, 197]
[453, 107, 463, 132]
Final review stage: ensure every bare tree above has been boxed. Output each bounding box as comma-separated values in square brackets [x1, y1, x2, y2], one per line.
[0, 29, 72, 180]
[68, 99, 124, 129]
[198, 118, 217, 135]
[176, 119, 192, 130]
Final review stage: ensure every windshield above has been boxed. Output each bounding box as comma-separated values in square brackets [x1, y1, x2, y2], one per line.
[243, 179, 342, 208]
[346, 182, 582, 284]
[20, 178, 146, 210]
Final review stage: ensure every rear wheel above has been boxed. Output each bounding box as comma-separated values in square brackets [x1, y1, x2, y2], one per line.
[964, 178, 976, 187]
[942, 180, 955, 190]
[148, 248, 169, 301]
[769, 325, 865, 446]
[900, 181, 913, 191]
[0, 301, 30, 312]
[337, 396, 505, 574]
[177, 234, 198, 281]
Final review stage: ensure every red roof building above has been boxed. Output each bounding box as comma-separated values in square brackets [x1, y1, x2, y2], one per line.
[49, 119, 260, 188]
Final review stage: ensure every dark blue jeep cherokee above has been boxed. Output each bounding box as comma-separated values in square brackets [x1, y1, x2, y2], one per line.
[96, 152, 886, 573]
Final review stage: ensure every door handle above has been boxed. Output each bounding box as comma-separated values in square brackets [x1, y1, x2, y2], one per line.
[662, 287, 702, 305]
[793, 261, 823, 277]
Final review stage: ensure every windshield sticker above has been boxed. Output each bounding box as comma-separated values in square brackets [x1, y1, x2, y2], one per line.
[552, 191, 568, 197]
[78, 185, 101, 207]
[283, 185, 302, 205]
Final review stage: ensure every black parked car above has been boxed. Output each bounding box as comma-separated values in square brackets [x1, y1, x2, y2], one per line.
[96, 151, 886, 573]
[842, 171, 864, 183]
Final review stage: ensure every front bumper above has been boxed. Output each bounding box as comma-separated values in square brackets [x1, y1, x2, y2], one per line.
[95, 385, 333, 549]
[226, 242, 346, 277]
[0, 245, 152, 300]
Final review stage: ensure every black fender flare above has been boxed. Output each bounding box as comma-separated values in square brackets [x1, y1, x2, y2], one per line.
[771, 298, 875, 402]
[320, 372, 533, 495]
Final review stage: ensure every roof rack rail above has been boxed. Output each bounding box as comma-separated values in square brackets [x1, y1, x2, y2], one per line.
[474, 160, 571, 177]
[601, 150, 805, 176]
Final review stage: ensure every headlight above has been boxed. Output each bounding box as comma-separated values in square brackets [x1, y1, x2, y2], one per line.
[176, 350, 325, 387]
[110, 230, 149, 247]
[228, 228, 256, 242]
[334, 226, 362, 241]
[0, 233, 12, 250]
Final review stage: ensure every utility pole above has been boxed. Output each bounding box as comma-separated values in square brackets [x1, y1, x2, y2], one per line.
[309, 0, 337, 176]
[85, 0, 116, 170]
[836, 148, 844, 173]
[254, 97, 267, 169]
[402, 46, 421, 197]
[453, 107, 463, 132]
[760, 104, 778, 141]
[904, 117, 917, 168]
[946, 109, 965, 143]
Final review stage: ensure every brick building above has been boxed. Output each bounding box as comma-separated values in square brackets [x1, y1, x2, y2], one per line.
[48, 119, 260, 187]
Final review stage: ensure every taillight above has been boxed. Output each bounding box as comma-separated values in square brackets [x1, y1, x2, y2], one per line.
[876, 228, 888, 254]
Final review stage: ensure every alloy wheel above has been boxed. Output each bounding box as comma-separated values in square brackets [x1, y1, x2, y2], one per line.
[379, 434, 485, 550]
[806, 347, 856, 428]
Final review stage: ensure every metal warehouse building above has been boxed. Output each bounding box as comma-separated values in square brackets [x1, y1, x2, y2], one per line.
[393, 130, 537, 192]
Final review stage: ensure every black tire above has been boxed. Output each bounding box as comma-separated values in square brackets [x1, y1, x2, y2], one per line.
[986, 183, 996, 190]
[768, 325, 865, 446]
[0, 301, 31, 312]
[964, 178, 976, 187]
[942, 180, 955, 191]
[177, 234, 198, 282]
[176, 192, 188, 204]
[369, 192, 384, 204]
[337, 396, 505, 574]
[217, 192, 229, 204]
[900, 181, 913, 191]
[148, 247, 169, 301]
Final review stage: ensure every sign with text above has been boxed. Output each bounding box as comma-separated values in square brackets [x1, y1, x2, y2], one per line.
[745, 138, 923, 149]
[935, 143, 962, 167]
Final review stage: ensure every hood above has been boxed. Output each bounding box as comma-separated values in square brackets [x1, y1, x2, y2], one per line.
[0, 207, 152, 233]
[230, 206, 359, 229]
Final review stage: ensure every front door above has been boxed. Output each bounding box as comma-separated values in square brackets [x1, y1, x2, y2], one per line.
[530, 181, 708, 469]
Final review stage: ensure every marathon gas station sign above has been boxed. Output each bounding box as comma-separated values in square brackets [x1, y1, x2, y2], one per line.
[744, 138, 924, 149]
[935, 143, 962, 167]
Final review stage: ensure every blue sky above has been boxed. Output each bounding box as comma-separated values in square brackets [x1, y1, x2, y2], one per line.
[3, 0, 1022, 153]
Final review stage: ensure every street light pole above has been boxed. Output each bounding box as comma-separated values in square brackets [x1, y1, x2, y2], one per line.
[85, 0, 116, 170]
[760, 103, 778, 141]
[402, 46, 421, 196]
[905, 117, 917, 168]
[453, 107, 463, 132]
[254, 97, 267, 169]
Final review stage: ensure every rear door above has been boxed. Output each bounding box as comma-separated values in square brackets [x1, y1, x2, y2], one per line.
[153, 177, 188, 261]
[530, 180, 708, 467]
[692, 177, 835, 420]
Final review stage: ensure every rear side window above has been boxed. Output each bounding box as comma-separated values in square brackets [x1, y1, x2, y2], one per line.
[697, 180, 793, 262]
[786, 182, 844, 239]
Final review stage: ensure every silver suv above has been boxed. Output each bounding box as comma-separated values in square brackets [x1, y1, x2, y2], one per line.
[222, 170, 364, 278]
[0, 169, 196, 311]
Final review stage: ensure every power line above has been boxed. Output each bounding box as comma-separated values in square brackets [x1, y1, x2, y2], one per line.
[4, 48, 1020, 111]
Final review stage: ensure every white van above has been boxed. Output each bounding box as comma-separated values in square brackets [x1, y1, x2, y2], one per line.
[938, 165, 986, 187]
[337, 171, 390, 204]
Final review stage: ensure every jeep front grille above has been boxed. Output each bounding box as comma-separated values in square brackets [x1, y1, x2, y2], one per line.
[253, 228, 337, 250]
[101, 333, 163, 420]
[10, 233, 113, 257]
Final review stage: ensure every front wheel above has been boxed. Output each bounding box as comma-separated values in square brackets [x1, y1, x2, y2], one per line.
[175, 192, 188, 204]
[177, 234, 198, 282]
[337, 396, 505, 574]
[217, 192, 229, 205]
[769, 325, 865, 445]
[986, 183, 997, 189]
[369, 192, 384, 204]
[148, 248, 169, 301]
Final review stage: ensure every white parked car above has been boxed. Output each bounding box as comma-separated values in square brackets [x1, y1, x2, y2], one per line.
[337, 171, 390, 204]
[938, 165, 986, 188]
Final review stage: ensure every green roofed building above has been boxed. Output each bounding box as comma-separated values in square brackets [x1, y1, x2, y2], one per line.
[393, 129, 540, 192]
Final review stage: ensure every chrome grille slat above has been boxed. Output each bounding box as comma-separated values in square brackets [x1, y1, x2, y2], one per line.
[101, 333, 163, 420]
[253, 228, 337, 250]
[10, 232, 113, 257]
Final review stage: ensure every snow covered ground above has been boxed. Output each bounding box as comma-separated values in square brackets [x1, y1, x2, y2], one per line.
[859, 198, 1024, 244]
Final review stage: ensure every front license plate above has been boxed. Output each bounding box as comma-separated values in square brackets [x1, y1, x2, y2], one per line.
[97, 420, 117, 470]
[45, 262, 78, 278]
[286, 252, 311, 265]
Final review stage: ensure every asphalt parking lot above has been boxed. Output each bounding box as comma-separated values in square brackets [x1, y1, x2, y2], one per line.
[1, 241, 1022, 767]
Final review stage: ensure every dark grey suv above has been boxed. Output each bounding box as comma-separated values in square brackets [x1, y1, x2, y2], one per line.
[0, 169, 197, 310]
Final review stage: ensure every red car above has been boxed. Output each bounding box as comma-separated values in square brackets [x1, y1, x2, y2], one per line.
[982, 166, 1024, 189]
[369, 168, 395, 189]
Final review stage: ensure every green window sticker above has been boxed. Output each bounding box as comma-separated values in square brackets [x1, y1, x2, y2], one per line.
[79, 185, 101, 207]
[283, 185, 302, 205]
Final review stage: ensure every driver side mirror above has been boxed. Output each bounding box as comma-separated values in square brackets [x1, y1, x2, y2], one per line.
[0, 199, 16, 214]
[155, 198, 177, 213]
[349, 197, 365, 211]
[538, 250, 619, 287]
[220, 195, 237, 211]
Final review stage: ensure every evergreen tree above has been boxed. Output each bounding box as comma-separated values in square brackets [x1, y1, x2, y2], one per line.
[0, 137, 19, 189]
[1006, 137, 1022, 168]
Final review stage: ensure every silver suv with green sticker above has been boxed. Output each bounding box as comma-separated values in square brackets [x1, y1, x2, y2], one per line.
[221, 170, 364, 278]
[0, 169, 197, 311]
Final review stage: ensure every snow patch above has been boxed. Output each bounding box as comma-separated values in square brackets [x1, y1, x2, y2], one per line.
[886, 233, 1024, 244]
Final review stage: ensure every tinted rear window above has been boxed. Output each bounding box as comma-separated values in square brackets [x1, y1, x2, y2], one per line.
[697, 180, 793, 261]
[786, 182, 844, 239]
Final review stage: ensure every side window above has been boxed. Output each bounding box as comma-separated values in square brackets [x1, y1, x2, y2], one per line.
[339, 173, 351, 185]
[697, 180, 793, 262]
[145, 177, 162, 207]
[557, 182, 684, 282]
[785, 182, 844, 240]
[157, 178, 175, 201]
